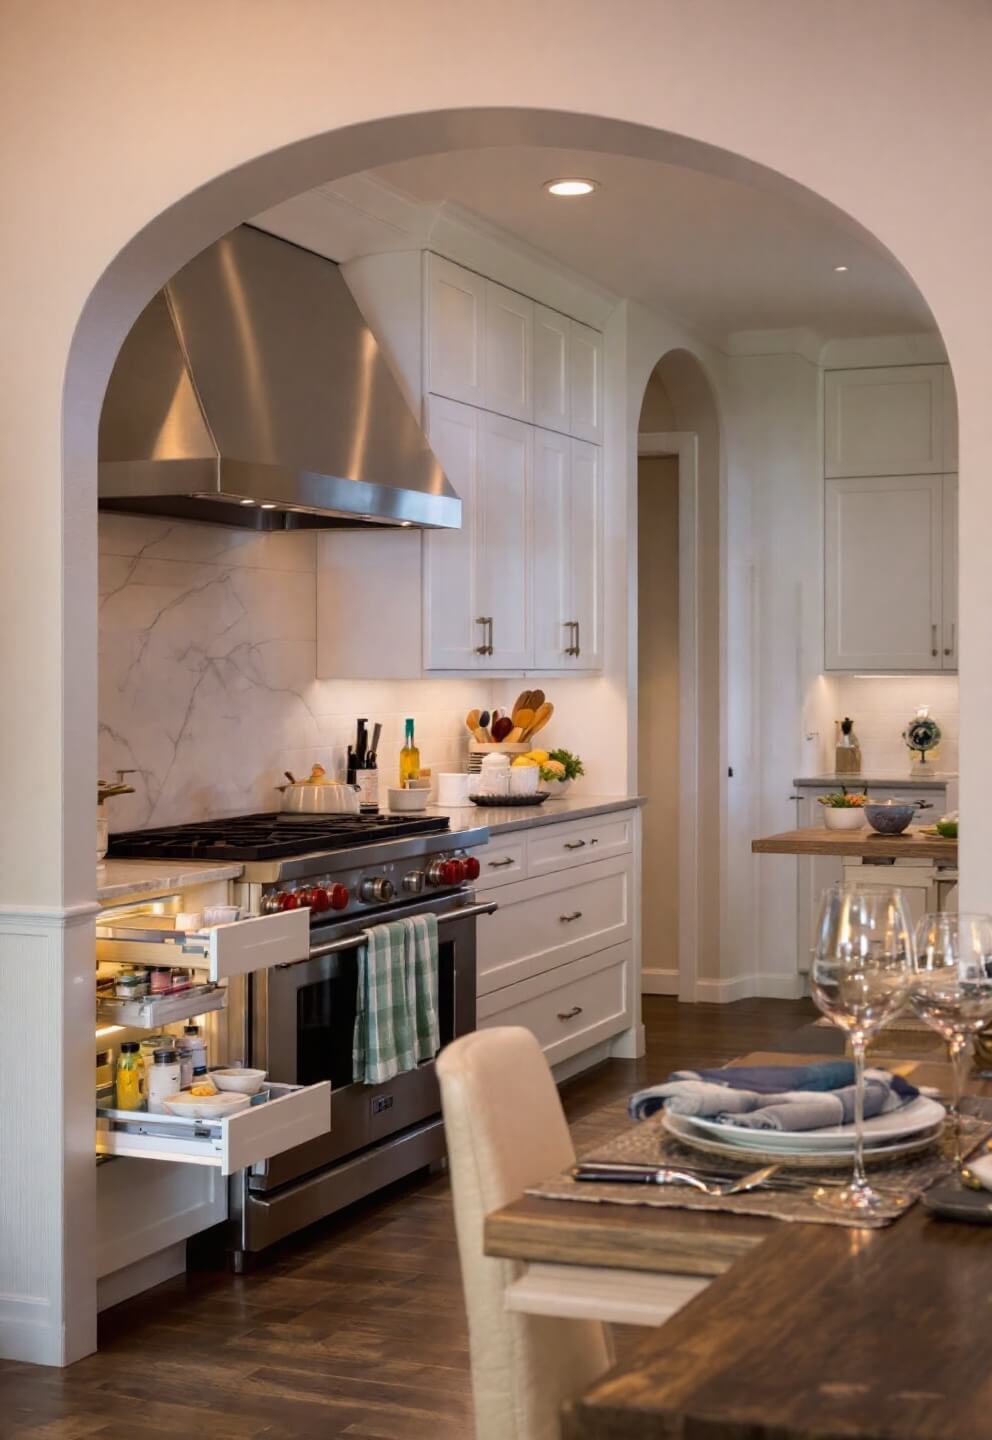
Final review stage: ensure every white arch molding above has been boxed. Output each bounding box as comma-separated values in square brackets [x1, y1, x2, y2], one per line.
[4, 11, 980, 1364]
[636, 433, 700, 1002]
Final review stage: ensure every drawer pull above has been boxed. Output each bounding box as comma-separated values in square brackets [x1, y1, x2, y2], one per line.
[563, 840, 586, 851]
[488, 857, 515, 869]
[557, 1005, 583, 1021]
[559, 911, 583, 923]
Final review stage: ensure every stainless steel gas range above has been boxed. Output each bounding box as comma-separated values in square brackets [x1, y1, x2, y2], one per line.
[106, 812, 493, 1260]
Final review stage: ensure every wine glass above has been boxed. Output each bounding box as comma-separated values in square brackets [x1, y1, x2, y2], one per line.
[910, 912, 992, 1180]
[809, 883, 916, 1219]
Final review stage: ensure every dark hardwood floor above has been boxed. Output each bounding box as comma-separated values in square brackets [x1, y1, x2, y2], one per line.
[0, 997, 814, 1439]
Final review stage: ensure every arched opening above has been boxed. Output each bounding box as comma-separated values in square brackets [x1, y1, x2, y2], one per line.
[635, 351, 720, 1001]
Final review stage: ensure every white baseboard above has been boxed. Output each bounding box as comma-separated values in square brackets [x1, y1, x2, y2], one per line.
[98, 1242, 187, 1313]
[641, 968, 679, 995]
[553, 1039, 614, 1083]
[755, 972, 808, 1000]
[693, 975, 753, 1003]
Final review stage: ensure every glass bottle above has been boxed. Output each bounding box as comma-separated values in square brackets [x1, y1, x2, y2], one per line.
[115, 1041, 144, 1111]
[399, 718, 421, 788]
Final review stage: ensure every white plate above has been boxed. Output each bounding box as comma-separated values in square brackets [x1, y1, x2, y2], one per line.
[662, 1110, 944, 1169]
[677, 1094, 945, 1153]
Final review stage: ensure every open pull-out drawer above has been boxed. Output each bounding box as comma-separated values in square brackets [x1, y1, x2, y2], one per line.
[96, 981, 227, 1030]
[96, 905, 310, 981]
[96, 1081, 331, 1175]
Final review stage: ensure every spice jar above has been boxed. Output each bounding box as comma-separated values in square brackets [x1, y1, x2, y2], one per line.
[177, 1047, 194, 1090]
[115, 1041, 144, 1110]
[147, 1048, 181, 1113]
[183, 1023, 208, 1076]
[114, 970, 148, 1001]
[149, 967, 170, 995]
[169, 968, 191, 993]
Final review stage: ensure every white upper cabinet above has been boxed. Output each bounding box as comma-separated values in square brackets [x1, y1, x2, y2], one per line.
[531, 430, 602, 671]
[825, 474, 944, 671]
[568, 320, 604, 443]
[533, 304, 570, 432]
[824, 365, 945, 477]
[943, 369, 958, 470]
[425, 254, 486, 408]
[424, 398, 531, 670]
[484, 281, 533, 422]
[424, 396, 484, 669]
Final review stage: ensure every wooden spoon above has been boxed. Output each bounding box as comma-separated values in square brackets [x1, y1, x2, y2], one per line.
[528, 689, 546, 711]
[506, 726, 524, 743]
[513, 707, 535, 734]
[512, 690, 532, 717]
[465, 709, 481, 734]
[523, 701, 553, 740]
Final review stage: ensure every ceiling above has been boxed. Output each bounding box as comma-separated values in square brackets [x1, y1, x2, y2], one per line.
[368, 146, 935, 346]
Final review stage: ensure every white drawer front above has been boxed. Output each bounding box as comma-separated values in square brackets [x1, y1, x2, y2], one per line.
[96, 907, 311, 981]
[526, 812, 634, 877]
[476, 835, 528, 889]
[96, 1080, 331, 1176]
[479, 944, 631, 1067]
[477, 855, 631, 995]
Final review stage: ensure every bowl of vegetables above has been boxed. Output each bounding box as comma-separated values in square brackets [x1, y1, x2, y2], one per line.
[817, 790, 868, 830]
[538, 748, 585, 798]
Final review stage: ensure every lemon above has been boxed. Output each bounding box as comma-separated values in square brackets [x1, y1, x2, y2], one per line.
[511, 756, 538, 768]
[528, 749, 550, 763]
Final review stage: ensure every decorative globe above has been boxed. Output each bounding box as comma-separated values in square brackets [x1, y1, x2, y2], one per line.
[903, 710, 941, 763]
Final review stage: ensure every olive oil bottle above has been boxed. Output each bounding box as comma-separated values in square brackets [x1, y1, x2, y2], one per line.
[399, 718, 420, 788]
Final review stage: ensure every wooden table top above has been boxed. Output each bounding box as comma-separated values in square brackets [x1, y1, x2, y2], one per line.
[751, 823, 957, 862]
[486, 1050, 992, 1440]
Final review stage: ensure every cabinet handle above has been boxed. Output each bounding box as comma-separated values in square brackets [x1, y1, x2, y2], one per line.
[488, 857, 515, 869]
[557, 1005, 583, 1021]
[788, 794, 802, 801]
[563, 839, 586, 851]
[944, 621, 956, 658]
[931, 623, 938, 658]
[574, 619, 581, 658]
[564, 620, 578, 656]
[559, 911, 583, 923]
[475, 616, 494, 656]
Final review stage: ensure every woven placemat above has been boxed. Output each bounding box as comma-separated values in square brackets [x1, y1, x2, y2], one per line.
[526, 1114, 992, 1228]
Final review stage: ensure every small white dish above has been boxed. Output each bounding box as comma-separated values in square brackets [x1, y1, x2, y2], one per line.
[174, 911, 203, 933]
[203, 904, 241, 925]
[387, 786, 431, 813]
[678, 1094, 946, 1152]
[162, 1091, 251, 1119]
[210, 1067, 268, 1095]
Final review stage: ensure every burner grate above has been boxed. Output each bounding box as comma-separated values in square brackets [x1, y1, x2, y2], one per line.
[106, 811, 450, 861]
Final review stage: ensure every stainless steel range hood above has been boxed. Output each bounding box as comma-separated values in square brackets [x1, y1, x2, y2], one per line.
[98, 225, 460, 531]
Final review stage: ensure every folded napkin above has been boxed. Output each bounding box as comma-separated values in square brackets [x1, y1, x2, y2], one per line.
[629, 1062, 918, 1131]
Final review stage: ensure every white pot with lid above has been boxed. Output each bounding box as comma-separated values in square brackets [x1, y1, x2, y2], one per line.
[278, 763, 361, 815]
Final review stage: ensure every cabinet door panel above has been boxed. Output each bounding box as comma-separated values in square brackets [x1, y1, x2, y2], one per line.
[485, 281, 533, 422]
[569, 320, 603, 442]
[424, 397, 481, 669]
[824, 366, 944, 477]
[533, 304, 570, 433]
[568, 439, 603, 670]
[476, 412, 531, 668]
[426, 255, 485, 406]
[825, 474, 942, 671]
[531, 427, 571, 669]
[942, 474, 958, 670]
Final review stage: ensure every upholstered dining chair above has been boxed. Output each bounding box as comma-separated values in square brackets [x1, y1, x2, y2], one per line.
[436, 1026, 613, 1440]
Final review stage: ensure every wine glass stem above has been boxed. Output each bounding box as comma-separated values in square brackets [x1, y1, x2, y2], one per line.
[851, 1033, 868, 1192]
[947, 1033, 970, 1173]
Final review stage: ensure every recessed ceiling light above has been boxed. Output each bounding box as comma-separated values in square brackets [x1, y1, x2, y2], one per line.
[833, 264, 849, 273]
[399, 520, 413, 528]
[260, 502, 278, 510]
[544, 178, 598, 197]
[239, 498, 256, 506]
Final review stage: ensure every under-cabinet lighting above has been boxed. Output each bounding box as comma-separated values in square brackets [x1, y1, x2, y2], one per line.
[95, 1024, 125, 1038]
[544, 178, 598, 197]
[833, 264, 850, 273]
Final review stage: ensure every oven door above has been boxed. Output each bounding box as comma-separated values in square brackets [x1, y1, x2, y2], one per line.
[249, 892, 492, 1191]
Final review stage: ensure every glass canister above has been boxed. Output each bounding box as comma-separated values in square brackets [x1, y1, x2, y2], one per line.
[147, 1048, 181, 1114]
[115, 1041, 144, 1110]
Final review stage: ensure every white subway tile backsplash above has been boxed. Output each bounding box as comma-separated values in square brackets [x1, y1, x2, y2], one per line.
[810, 674, 959, 774]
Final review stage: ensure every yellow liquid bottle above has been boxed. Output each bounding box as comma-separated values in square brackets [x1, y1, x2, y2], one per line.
[115, 1041, 144, 1110]
[399, 718, 420, 788]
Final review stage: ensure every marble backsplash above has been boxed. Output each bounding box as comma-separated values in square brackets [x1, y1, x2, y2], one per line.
[98, 516, 488, 830]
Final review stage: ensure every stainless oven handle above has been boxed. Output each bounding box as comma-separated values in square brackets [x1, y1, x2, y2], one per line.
[305, 901, 499, 959]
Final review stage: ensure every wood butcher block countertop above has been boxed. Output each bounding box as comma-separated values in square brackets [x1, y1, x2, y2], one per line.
[751, 823, 957, 862]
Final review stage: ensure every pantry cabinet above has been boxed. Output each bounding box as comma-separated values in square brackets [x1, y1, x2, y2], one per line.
[824, 472, 957, 672]
[425, 254, 486, 408]
[824, 365, 946, 478]
[533, 303, 570, 432]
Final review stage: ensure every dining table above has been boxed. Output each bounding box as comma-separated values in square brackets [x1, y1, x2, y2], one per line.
[484, 1046, 992, 1440]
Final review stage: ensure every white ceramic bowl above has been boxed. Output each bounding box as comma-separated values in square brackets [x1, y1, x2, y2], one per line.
[162, 1091, 252, 1119]
[210, 1067, 268, 1095]
[387, 787, 431, 813]
[822, 806, 867, 830]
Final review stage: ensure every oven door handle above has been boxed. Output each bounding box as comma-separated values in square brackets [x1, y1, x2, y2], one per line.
[306, 901, 498, 959]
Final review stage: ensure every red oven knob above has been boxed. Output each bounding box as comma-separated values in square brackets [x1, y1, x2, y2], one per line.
[328, 883, 350, 911]
[463, 855, 481, 881]
[308, 886, 330, 914]
[442, 858, 466, 885]
[278, 891, 300, 910]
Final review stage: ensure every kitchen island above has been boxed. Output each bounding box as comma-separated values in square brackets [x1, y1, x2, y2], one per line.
[752, 823, 957, 863]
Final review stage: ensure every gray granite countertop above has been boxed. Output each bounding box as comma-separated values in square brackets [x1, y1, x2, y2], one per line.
[97, 858, 244, 903]
[401, 793, 645, 837]
[793, 772, 956, 788]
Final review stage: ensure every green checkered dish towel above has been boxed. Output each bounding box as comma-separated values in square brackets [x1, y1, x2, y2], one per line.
[353, 914, 440, 1084]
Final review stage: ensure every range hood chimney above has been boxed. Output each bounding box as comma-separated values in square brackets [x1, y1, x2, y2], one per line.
[98, 225, 460, 531]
